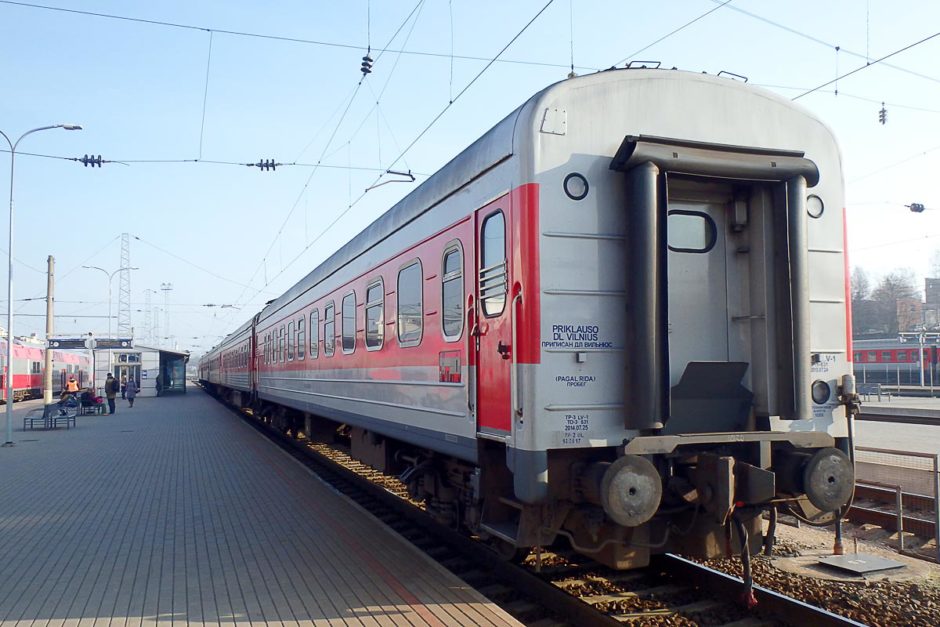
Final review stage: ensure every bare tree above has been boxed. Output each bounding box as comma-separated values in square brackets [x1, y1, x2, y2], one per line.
[870, 269, 920, 334]
[851, 267, 871, 302]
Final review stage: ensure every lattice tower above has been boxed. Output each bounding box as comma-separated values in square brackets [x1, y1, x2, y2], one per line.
[117, 233, 132, 337]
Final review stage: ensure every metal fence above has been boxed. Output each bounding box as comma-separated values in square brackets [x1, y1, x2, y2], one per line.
[854, 446, 940, 560]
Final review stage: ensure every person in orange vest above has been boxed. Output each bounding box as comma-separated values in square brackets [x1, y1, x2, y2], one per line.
[65, 376, 80, 394]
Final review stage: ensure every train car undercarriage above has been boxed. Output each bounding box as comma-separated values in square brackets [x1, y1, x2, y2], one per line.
[214, 389, 853, 572]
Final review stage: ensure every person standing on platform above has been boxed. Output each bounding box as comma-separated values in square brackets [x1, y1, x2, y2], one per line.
[121, 374, 127, 399]
[125, 378, 138, 407]
[105, 373, 118, 414]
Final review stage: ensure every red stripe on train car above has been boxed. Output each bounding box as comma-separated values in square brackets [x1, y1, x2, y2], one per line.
[843, 207, 853, 362]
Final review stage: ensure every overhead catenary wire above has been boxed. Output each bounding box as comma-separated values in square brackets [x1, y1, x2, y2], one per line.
[236, 0, 558, 305]
[848, 144, 940, 184]
[793, 31, 940, 100]
[0, 0, 599, 73]
[611, 0, 734, 67]
[220, 1, 428, 326]
[0, 148, 431, 174]
[713, 0, 940, 86]
[198, 31, 214, 159]
[131, 234, 279, 295]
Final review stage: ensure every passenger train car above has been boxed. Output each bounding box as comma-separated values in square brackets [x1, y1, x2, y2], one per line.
[852, 337, 940, 386]
[201, 69, 857, 569]
[0, 340, 92, 402]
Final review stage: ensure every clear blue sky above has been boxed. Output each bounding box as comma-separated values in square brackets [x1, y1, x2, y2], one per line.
[1, 0, 938, 356]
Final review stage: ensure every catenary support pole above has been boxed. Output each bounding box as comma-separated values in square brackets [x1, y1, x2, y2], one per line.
[42, 256, 54, 406]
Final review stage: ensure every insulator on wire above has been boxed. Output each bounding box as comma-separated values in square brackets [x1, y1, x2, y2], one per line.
[878, 102, 887, 125]
[361, 54, 373, 75]
[254, 159, 277, 171]
[80, 154, 103, 167]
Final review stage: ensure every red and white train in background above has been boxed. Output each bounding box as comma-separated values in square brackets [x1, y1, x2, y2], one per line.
[852, 337, 940, 386]
[201, 69, 857, 569]
[0, 339, 92, 402]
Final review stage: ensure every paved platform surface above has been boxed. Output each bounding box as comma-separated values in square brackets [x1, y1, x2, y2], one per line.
[856, 396, 940, 455]
[0, 391, 520, 626]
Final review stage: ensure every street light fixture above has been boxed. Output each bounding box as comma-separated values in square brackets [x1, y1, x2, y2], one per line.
[82, 265, 139, 339]
[1, 124, 82, 447]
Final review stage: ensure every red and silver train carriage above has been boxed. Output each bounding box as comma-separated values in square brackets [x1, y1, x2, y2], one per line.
[852, 337, 940, 386]
[0, 339, 92, 402]
[201, 68, 857, 569]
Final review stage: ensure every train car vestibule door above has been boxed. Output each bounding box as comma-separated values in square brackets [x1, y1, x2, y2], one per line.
[474, 206, 513, 436]
[666, 179, 752, 395]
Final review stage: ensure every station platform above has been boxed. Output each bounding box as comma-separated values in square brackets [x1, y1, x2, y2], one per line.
[0, 391, 520, 626]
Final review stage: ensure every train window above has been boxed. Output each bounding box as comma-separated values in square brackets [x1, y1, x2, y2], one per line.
[365, 280, 384, 350]
[280, 325, 286, 363]
[31, 361, 40, 374]
[342, 292, 356, 354]
[297, 316, 305, 360]
[310, 309, 319, 358]
[881, 351, 891, 361]
[442, 245, 463, 340]
[667, 210, 717, 253]
[324, 303, 335, 356]
[867, 351, 876, 361]
[899, 352, 908, 362]
[480, 212, 506, 316]
[853, 352, 862, 362]
[287, 321, 295, 361]
[398, 261, 423, 346]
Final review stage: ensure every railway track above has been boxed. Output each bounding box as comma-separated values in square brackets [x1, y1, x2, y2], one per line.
[207, 390, 867, 626]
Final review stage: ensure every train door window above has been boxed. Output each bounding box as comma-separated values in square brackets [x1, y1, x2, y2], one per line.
[480, 212, 506, 316]
[287, 321, 295, 361]
[365, 280, 384, 350]
[310, 309, 319, 358]
[297, 316, 305, 360]
[342, 292, 356, 354]
[666, 210, 718, 253]
[442, 245, 463, 340]
[324, 303, 335, 356]
[398, 261, 423, 346]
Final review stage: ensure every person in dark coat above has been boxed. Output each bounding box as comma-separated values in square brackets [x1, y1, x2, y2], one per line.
[105, 373, 118, 414]
[125, 378, 138, 407]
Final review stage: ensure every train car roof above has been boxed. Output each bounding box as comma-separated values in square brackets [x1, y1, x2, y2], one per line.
[247, 68, 832, 324]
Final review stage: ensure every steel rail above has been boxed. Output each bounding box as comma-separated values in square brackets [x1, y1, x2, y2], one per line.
[660, 555, 867, 627]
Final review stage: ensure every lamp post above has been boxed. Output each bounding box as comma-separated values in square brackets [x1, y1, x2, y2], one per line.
[82, 265, 139, 340]
[1, 124, 82, 447]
